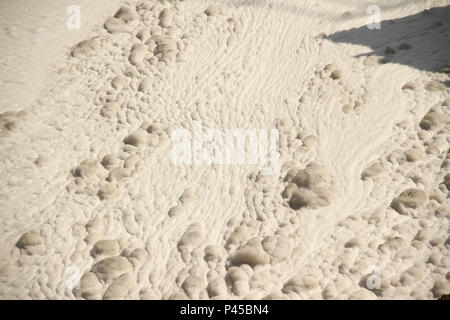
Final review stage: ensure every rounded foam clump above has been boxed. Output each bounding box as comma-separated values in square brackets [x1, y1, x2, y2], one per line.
[78, 272, 102, 300]
[115, 6, 138, 22]
[261, 235, 292, 262]
[227, 266, 250, 282]
[425, 80, 446, 92]
[348, 288, 377, 300]
[168, 205, 183, 217]
[361, 162, 385, 180]
[289, 187, 333, 209]
[73, 160, 102, 178]
[153, 36, 178, 63]
[284, 163, 336, 209]
[181, 275, 205, 299]
[123, 130, 148, 146]
[204, 245, 224, 262]
[97, 183, 119, 200]
[92, 256, 133, 282]
[101, 155, 120, 170]
[103, 273, 135, 299]
[16, 231, 45, 255]
[71, 38, 102, 58]
[282, 275, 320, 295]
[391, 188, 428, 214]
[138, 77, 152, 94]
[92, 240, 120, 257]
[227, 225, 251, 245]
[130, 44, 148, 66]
[231, 245, 270, 267]
[104, 6, 138, 33]
[405, 147, 427, 162]
[330, 69, 343, 80]
[159, 9, 174, 28]
[420, 110, 449, 131]
[146, 122, 165, 134]
[107, 167, 131, 182]
[178, 223, 203, 248]
[104, 17, 128, 33]
[432, 281, 450, 298]
[125, 248, 148, 268]
[207, 278, 227, 298]
[205, 5, 221, 16]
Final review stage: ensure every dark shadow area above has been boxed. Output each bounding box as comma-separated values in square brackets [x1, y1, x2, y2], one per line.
[327, 5, 450, 73]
